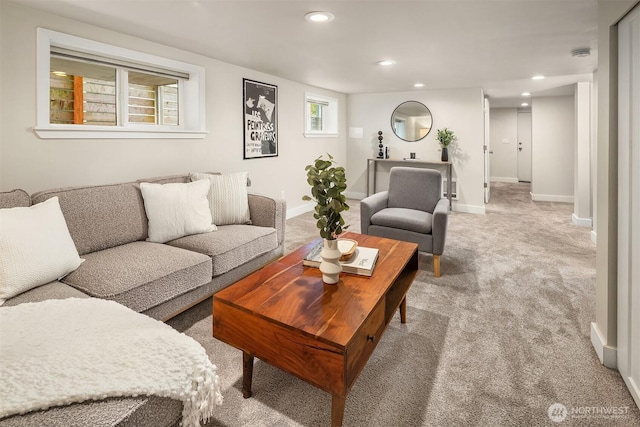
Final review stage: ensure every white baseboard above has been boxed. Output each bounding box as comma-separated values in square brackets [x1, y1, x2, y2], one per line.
[452, 203, 486, 215]
[306, 195, 485, 216]
[572, 213, 593, 227]
[531, 192, 574, 203]
[490, 177, 519, 183]
[286, 202, 314, 219]
[591, 230, 597, 244]
[345, 191, 367, 200]
[622, 375, 640, 410]
[591, 322, 618, 369]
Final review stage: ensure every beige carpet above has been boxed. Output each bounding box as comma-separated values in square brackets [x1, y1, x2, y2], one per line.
[168, 183, 640, 426]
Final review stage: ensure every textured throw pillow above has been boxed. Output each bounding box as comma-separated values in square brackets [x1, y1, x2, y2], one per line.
[0, 197, 83, 305]
[140, 179, 215, 243]
[190, 172, 251, 226]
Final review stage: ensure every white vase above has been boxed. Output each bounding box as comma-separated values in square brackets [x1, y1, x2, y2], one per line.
[320, 238, 342, 284]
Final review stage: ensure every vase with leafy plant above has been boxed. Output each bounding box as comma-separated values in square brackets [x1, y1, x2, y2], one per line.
[302, 154, 350, 284]
[436, 128, 455, 162]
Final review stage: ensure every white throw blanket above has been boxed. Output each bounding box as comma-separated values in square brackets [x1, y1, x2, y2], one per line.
[0, 298, 223, 426]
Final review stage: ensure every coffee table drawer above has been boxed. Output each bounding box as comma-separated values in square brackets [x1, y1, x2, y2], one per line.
[345, 301, 385, 388]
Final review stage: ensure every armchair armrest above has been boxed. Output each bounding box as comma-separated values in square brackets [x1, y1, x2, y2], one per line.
[360, 191, 389, 235]
[248, 193, 286, 245]
[432, 198, 449, 255]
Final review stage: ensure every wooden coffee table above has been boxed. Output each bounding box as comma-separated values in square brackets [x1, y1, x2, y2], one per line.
[212, 232, 419, 426]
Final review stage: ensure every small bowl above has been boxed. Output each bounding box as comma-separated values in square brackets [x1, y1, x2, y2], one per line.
[337, 238, 358, 261]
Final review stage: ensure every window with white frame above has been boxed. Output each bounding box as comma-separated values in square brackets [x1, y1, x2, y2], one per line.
[36, 28, 207, 139]
[304, 92, 338, 137]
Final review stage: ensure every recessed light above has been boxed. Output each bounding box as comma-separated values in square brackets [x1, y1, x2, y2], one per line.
[377, 59, 396, 66]
[532, 75, 545, 80]
[52, 71, 67, 77]
[521, 102, 529, 107]
[521, 92, 531, 96]
[414, 83, 424, 88]
[305, 11, 334, 23]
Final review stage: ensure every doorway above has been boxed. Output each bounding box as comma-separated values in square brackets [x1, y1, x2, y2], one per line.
[517, 111, 532, 182]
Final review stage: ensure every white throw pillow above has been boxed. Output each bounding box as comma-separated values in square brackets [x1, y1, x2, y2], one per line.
[140, 179, 215, 243]
[190, 172, 251, 226]
[0, 197, 83, 305]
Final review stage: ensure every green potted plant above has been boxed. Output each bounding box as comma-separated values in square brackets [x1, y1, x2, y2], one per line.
[302, 154, 349, 284]
[436, 128, 456, 162]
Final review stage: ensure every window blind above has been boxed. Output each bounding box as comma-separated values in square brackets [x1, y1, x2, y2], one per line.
[308, 99, 329, 106]
[51, 46, 190, 80]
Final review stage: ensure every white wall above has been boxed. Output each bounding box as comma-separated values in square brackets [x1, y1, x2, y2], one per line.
[531, 96, 575, 202]
[489, 108, 518, 182]
[0, 2, 347, 216]
[347, 88, 486, 214]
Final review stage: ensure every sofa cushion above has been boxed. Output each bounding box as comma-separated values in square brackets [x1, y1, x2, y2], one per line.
[371, 207, 433, 234]
[167, 225, 277, 277]
[0, 189, 30, 209]
[190, 172, 251, 226]
[137, 174, 190, 185]
[139, 180, 215, 243]
[31, 182, 148, 256]
[61, 242, 212, 313]
[0, 197, 84, 305]
[3, 281, 88, 307]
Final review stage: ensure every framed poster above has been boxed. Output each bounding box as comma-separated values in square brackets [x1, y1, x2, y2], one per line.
[243, 79, 278, 159]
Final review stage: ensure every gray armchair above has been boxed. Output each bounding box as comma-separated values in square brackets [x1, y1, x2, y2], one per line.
[360, 167, 449, 277]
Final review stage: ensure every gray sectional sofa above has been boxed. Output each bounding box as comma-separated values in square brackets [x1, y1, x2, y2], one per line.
[0, 173, 286, 426]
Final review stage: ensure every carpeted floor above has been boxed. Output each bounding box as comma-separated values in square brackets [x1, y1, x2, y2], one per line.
[168, 182, 640, 426]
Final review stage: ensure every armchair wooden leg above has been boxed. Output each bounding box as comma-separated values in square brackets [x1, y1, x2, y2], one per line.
[434, 255, 441, 278]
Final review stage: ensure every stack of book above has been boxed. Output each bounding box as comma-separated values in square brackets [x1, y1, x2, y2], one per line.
[303, 241, 379, 276]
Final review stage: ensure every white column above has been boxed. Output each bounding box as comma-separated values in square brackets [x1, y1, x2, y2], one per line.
[573, 81, 592, 226]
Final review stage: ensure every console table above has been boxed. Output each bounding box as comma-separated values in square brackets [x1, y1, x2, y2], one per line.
[366, 158, 453, 209]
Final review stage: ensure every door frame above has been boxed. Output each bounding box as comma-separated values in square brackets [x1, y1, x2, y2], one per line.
[517, 111, 532, 182]
[617, 3, 640, 409]
[484, 98, 491, 203]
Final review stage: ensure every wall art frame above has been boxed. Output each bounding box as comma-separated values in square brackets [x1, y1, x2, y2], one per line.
[243, 78, 278, 159]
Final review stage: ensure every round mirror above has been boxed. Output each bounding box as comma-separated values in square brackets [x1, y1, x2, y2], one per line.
[390, 101, 433, 142]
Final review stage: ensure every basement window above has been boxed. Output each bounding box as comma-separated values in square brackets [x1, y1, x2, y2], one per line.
[35, 28, 207, 139]
[304, 92, 338, 137]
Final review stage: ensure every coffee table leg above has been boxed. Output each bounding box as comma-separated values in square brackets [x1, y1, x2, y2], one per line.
[242, 352, 254, 398]
[331, 394, 346, 427]
[400, 297, 407, 323]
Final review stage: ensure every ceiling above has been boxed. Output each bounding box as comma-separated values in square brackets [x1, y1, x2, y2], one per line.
[17, 0, 599, 107]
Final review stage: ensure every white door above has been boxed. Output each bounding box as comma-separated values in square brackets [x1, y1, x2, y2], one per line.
[618, 3, 640, 410]
[517, 112, 532, 182]
[484, 98, 491, 203]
